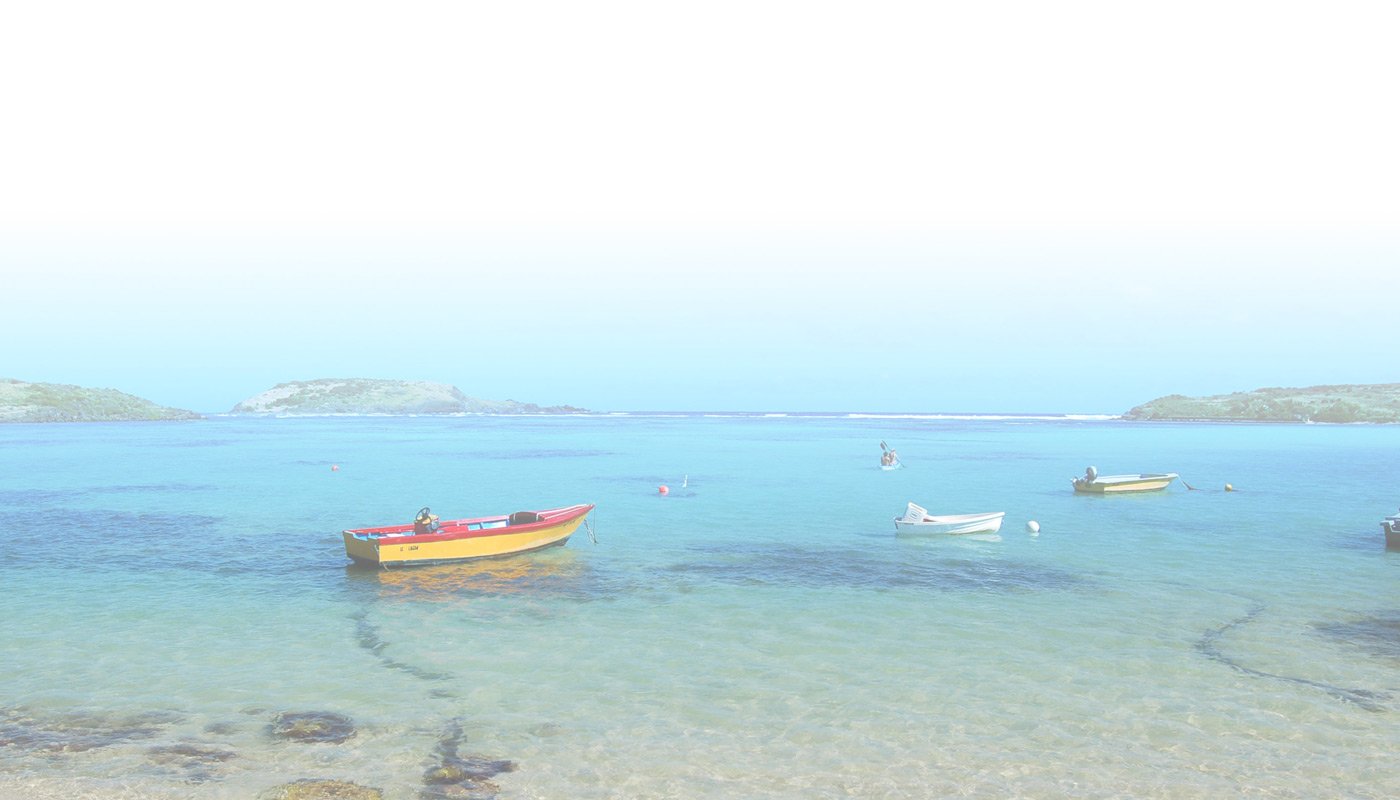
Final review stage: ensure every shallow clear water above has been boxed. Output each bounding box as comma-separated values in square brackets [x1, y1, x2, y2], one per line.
[2, 415, 1397, 798]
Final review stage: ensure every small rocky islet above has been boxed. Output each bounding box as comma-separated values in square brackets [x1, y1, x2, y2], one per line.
[1123, 383, 1400, 423]
[0, 376, 586, 421]
[0, 378, 199, 423]
[229, 378, 587, 416]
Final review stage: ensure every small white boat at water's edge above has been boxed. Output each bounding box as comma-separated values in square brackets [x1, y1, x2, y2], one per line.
[894, 502, 1005, 535]
[1383, 510, 1400, 549]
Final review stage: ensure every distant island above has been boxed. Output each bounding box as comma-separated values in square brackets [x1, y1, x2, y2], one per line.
[1125, 383, 1400, 423]
[0, 378, 201, 423]
[229, 378, 589, 415]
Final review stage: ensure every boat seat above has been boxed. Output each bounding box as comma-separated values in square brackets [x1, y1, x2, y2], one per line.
[508, 511, 543, 525]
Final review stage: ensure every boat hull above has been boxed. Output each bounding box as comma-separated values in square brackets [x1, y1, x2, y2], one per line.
[894, 511, 1005, 536]
[1073, 473, 1178, 493]
[1385, 519, 1400, 549]
[343, 504, 593, 568]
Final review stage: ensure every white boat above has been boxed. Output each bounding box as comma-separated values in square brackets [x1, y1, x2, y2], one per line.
[1071, 466, 1178, 493]
[894, 502, 1005, 535]
[1383, 510, 1400, 549]
[880, 459, 902, 471]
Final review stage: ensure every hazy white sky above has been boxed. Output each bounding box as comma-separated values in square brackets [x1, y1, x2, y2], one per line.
[2, 1, 1397, 411]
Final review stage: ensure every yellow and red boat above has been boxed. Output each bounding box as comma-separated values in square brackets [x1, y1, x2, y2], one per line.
[343, 503, 594, 568]
[1071, 466, 1178, 494]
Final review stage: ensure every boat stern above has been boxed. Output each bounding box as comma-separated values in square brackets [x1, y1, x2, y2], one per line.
[343, 531, 381, 564]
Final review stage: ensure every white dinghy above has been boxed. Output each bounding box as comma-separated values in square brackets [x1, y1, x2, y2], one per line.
[893, 502, 1005, 536]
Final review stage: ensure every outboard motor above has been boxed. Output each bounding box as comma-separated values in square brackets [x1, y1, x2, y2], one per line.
[413, 507, 440, 535]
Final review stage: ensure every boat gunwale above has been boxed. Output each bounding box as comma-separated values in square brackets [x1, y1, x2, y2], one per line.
[911, 511, 1006, 524]
[1079, 472, 1179, 484]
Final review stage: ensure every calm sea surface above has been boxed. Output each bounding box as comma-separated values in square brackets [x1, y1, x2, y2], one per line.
[1, 415, 1397, 798]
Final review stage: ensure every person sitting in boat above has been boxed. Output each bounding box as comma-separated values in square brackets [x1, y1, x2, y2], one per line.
[881, 450, 894, 467]
[413, 507, 441, 535]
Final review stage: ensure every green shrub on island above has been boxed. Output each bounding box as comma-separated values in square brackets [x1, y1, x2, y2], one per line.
[1125, 384, 1400, 423]
[0, 378, 201, 423]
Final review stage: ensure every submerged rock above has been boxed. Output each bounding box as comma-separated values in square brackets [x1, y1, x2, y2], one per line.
[1315, 610, 1400, 660]
[448, 756, 516, 779]
[419, 779, 500, 800]
[146, 742, 237, 784]
[260, 779, 383, 800]
[420, 719, 514, 798]
[422, 759, 513, 785]
[0, 707, 169, 753]
[148, 745, 235, 762]
[147, 742, 236, 765]
[269, 711, 356, 744]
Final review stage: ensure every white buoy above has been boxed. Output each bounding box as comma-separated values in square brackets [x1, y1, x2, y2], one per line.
[1026, 520, 1041, 535]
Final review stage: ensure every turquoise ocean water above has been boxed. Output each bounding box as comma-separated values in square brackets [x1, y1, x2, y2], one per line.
[1, 414, 1398, 798]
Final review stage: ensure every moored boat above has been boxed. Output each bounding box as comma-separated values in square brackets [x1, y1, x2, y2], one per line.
[1071, 466, 1178, 493]
[1383, 510, 1400, 549]
[894, 502, 1005, 535]
[343, 503, 594, 568]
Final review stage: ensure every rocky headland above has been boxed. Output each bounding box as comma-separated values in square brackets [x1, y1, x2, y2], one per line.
[1124, 383, 1400, 423]
[0, 378, 201, 423]
[230, 378, 588, 415]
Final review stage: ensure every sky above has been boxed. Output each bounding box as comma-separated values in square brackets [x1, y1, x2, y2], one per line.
[2, 1, 1397, 412]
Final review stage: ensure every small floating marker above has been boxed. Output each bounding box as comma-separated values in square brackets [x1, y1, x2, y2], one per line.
[330, 464, 339, 472]
[1026, 520, 1041, 535]
[658, 485, 669, 495]
[1224, 483, 1234, 492]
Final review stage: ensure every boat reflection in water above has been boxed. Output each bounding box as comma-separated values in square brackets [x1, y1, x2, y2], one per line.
[347, 550, 596, 602]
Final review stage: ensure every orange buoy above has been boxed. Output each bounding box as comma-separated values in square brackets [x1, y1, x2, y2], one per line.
[658, 485, 669, 495]
[331, 465, 340, 472]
